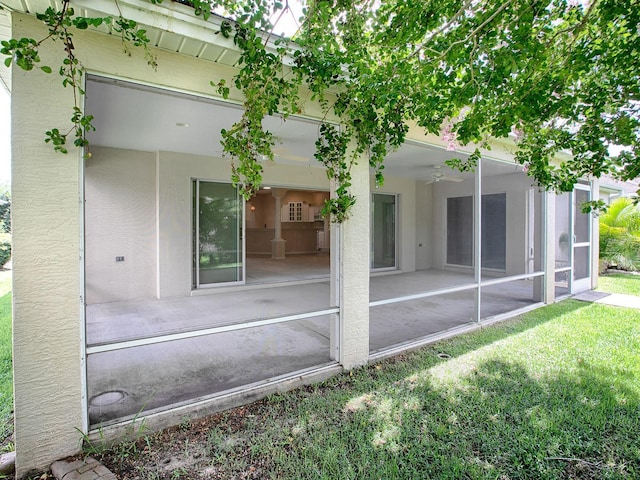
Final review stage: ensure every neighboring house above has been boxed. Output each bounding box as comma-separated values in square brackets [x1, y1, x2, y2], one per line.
[2, 1, 601, 475]
[599, 175, 640, 205]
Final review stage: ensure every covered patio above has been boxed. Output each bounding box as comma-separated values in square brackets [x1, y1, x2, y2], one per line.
[86, 268, 542, 427]
[81, 76, 554, 430]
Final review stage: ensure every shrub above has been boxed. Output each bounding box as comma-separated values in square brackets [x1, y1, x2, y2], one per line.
[599, 198, 640, 271]
[0, 242, 10, 269]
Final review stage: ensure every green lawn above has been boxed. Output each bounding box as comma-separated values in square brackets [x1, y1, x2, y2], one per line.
[98, 296, 640, 479]
[0, 270, 11, 451]
[597, 273, 640, 296]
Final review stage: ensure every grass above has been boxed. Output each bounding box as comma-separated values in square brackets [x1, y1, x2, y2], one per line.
[597, 273, 640, 296]
[0, 270, 11, 452]
[97, 296, 640, 479]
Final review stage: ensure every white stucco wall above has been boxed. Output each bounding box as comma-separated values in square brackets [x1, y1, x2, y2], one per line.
[9, 11, 256, 475]
[157, 151, 330, 298]
[339, 158, 370, 369]
[431, 177, 474, 270]
[85, 146, 157, 303]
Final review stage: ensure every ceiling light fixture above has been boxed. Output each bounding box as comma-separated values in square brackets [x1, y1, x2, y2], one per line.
[175, 122, 190, 127]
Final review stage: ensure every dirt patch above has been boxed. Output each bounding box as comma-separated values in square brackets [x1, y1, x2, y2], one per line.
[96, 402, 279, 480]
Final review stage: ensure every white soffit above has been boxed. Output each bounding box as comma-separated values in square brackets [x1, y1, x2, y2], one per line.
[1, 1, 512, 178]
[0, 0, 245, 69]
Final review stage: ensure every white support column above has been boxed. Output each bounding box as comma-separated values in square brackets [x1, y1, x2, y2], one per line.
[330, 219, 340, 361]
[544, 191, 556, 304]
[591, 178, 600, 289]
[474, 160, 482, 322]
[11, 13, 84, 476]
[271, 188, 287, 259]
[337, 154, 370, 369]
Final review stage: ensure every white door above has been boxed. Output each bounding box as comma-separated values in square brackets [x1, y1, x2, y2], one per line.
[572, 185, 592, 293]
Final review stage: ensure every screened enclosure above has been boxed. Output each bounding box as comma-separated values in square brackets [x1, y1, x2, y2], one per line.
[369, 156, 546, 353]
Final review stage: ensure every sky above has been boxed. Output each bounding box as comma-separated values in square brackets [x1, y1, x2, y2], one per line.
[0, 88, 9, 185]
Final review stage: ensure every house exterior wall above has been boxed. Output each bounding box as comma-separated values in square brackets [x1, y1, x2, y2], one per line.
[9, 6, 599, 476]
[482, 172, 539, 276]
[431, 178, 474, 270]
[157, 151, 233, 297]
[85, 146, 157, 303]
[157, 151, 330, 297]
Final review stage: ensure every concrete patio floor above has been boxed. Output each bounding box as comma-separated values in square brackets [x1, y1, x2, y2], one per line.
[86, 264, 542, 427]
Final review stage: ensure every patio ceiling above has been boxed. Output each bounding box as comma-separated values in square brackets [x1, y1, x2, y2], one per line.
[86, 76, 473, 181]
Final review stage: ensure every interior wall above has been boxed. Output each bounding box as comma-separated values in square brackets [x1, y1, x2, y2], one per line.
[85, 146, 157, 304]
[247, 190, 329, 255]
[250, 190, 327, 229]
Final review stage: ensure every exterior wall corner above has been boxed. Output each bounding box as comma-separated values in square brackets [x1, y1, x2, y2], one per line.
[11, 13, 84, 475]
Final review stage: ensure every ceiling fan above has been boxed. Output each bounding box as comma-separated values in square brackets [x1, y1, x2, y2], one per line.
[424, 165, 464, 184]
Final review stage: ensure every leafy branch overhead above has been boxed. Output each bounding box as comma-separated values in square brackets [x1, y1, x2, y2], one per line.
[2, 0, 639, 221]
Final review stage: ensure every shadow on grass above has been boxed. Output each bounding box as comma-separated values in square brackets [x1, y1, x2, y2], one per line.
[353, 299, 593, 392]
[273, 357, 639, 480]
[262, 300, 638, 479]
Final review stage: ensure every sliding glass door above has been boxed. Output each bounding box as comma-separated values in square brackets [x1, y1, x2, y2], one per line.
[371, 193, 397, 270]
[193, 180, 244, 287]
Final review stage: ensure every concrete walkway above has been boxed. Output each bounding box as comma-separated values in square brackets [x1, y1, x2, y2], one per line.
[573, 290, 640, 309]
